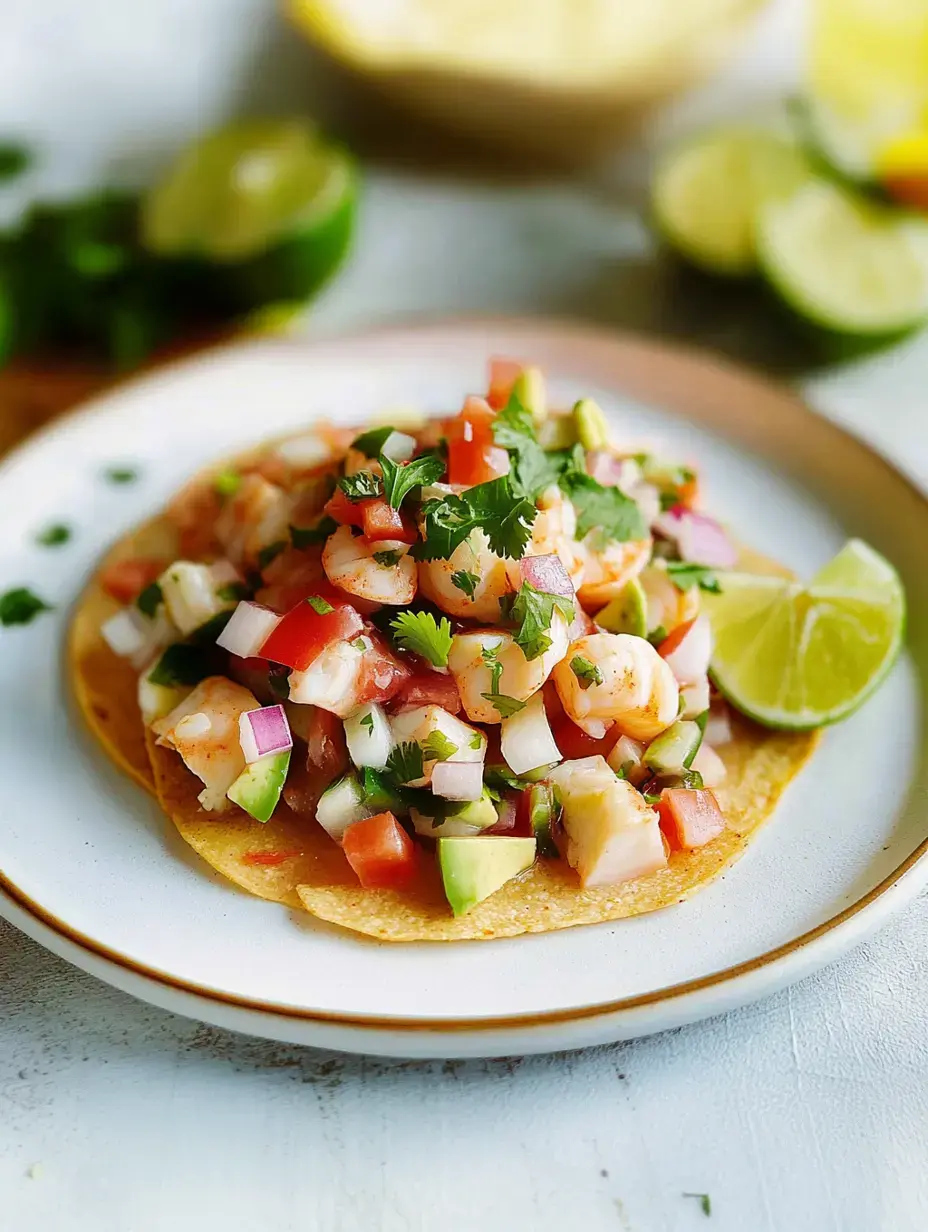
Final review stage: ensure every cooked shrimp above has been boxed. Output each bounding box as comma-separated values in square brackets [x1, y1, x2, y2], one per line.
[322, 524, 416, 605]
[577, 538, 652, 609]
[639, 562, 700, 635]
[288, 637, 368, 717]
[526, 485, 586, 591]
[448, 619, 570, 724]
[152, 676, 259, 811]
[418, 529, 515, 621]
[553, 632, 679, 741]
[215, 473, 293, 567]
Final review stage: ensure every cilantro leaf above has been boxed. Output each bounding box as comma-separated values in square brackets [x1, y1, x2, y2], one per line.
[389, 610, 453, 667]
[306, 595, 335, 614]
[469, 733, 483, 750]
[148, 643, 216, 687]
[481, 644, 503, 694]
[380, 451, 444, 510]
[683, 1193, 711, 1218]
[257, 540, 286, 570]
[36, 523, 71, 547]
[647, 625, 667, 647]
[570, 655, 603, 689]
[0, 143, 30, 182]
[217, 582, 250, 602]
[500, 583, 574, 661]
[290, 516, 337, 549]
[492, 392, 564, 498]
[666, 561, 722, 594]
[559, 458, 648, 546]
[421, 731, 458, 762]
[415, 477, 535, 562]
[213, 469, 241, 498]
[386, 741, 425, 786]
[136, 580, 163, 618]
[104, 466, 138, 485]
[372, 549, 404, 568]
[351, 426, 394, 458]
[484, 765, 530, 797]
[450, 570, 479, 599]
[337, 470, 382, 503]
[360, 712, 375, 735]
[481, 693, 526, 719]
[0, 587, 52, 627]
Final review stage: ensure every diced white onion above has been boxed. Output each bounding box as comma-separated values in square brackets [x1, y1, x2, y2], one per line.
[316, 775, 370, 842]
[680, 676, 711, 719]
[344, 702, 393, 769]
[607, 734, 646, 784]
[159, 561, 224, 635]
[500, 693, 561, 776]
[691, 743, 727, 788]
[663, 615, 713, 686]
[101, 608, 150, 659]
[380, 431, 417, 462]
[705, 703, 734, 746]
[274, 433, 333, 468]
[216, 601, 281, 658]
[430, 761, 484, 801]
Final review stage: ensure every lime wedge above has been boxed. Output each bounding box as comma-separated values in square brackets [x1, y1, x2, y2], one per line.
[141, 120, 357, 306]
[652, 128, 813, 276]
[594, 578, 647, 638]
[757, 179, 928, 338]
[704, 540, 905, 730]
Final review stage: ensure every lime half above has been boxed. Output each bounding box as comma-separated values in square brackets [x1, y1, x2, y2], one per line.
[652, 128, 813, 276]
[757, 179, 928, 338]
[704, 539, 905, 730]
[141, 120, 357, 306]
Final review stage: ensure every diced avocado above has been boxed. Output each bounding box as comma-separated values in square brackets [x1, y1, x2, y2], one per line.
[412, 788, 499, 839]
[528, 782, 559, 857]
[573, 398, 609, 450]
[438, 836, 536, 916]
[227, 750, 291, 823]
[137, 674, 189, 724]
[644, 720, 703, 776]
[316, 773, 369, 841]
[595, 577, 648, 637]
[454, 789, 498, 828]
[511, 366, 547, 427]
[537, 412, 578, 451]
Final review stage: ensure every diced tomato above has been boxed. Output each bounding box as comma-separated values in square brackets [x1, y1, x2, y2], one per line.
[256, 547, 327, 613]
[657, 618, 696, 659]
[241, 848, 303, 867]
[342, 812, 417, 889]
[487, 357, 522, 410]
[884, 174, 928, 211]
[259, 591, 364, 671]
[356, 635, 410, 707]
[360, 499, 417, 544]
[389, 670, 462, 714]
[100, 557, 165, 604]
[551, 714, 618, 761]
[324, 488, 366, 528]
[446, 396, 510, 487]
[677, 475, 699, 509]
[657, 788, 726, 851]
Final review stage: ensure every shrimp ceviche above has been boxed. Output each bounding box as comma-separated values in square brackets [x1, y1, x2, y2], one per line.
[77, 359, 822, 938]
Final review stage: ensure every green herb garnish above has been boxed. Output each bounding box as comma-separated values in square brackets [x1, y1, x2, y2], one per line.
[500, 582, 574, 661]
[351, 425, 395, 458]
[666, 561, 722, 594]
[469, 733, 484, 751]
[104, 466, 139, 485]
[256, 540, 286, 571]
[415, 476, 536, 562]
[683, 1193, 711, 1217]
[450, 570, 479, 599]
[421, 731, 458, 762]
[372, 549, 404, 568]
[148, 643, 213, 687]
[481, 692, 526, 719]
[217, 582, 250, 602]
[492, 391, 563, 498]
[481, 643, 503, 694]
[337, 470, 382, 503]
[389, 610, 453, 668]
[36, 524, 71, 547]
[647, 625, 668, 647]
[213, 469, 241, 498]
[136, 580, 163, 618]
[360, 712, 375, 735]
[570, 655, 603, 689]
[0, 587, 52, 627]
[0, 143, 30, 182]
[386, 741, 425, 786]
[559, 450, 647, 546]
[306, 594, 335, 615]
[380, 451, 445, 510]
[290, 516, 337, 549]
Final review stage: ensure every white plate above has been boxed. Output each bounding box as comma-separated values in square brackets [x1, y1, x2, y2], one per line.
[0, 319, 925, 1059]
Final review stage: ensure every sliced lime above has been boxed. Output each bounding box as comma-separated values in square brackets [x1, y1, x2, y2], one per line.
[594, 578, 647, 638]
[141, 120, 357, 307]
[704, 539, 905, 730]
[757, 179, 928, 338]
[652, 128, 813, 276]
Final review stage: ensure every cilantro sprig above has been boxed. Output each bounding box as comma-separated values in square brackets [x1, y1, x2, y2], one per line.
[337, 470, 382, 503]
[421, 731, 458, 762]
[450, 570, 479, 599]
[415, 477, 536, 562]
[666, 561, 722, 594]
[385, 742, 425, 786]
[380, 451, 444, 510]
[290, 516, 337, 549]
[351, 426, 394, 458]
[500, 583, 574, 661]
[570, 655, 603, 689]
[389, 610, 453, 667]
[491, 392, 562, 499]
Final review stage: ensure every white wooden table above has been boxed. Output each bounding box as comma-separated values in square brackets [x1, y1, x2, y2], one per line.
[3, 1, 928, 1228]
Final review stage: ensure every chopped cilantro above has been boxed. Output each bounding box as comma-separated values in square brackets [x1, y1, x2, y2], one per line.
[351, 426, 395, 458]
[570, 655, 603, 689]
[559, 454, 647, 546]
[36, 523, 71, 547]
[213, 469, 241, 498]
[389, 610, 453, 668]
[421, 731, 459, 762]
[268, 668, 290, 701]
[306, 594, 335, 615]
[189, 610, 234, 644]
[678, 768, 705, 790]
[136, 580, 163, 617]
[647, 625, 668, 647]
[386, 741, 424, 786]
[360, 712, 375, 735]
[491, 392, 562, 498]
[104, 466, 138, 485]
[148, 643, 214, 687]
[372, 549, 404, 568]
[683, 1193, 712, 1217]
[0, 587, 52, 626]
[450, 570, 479, 600]
[666, 561, 722, 594]
[290, 516, 337, 549]
[256, 540, 286, 570]
[380, 451, 444, 510]
[469, 733, 483, 751]
[659, 490, 680, 513]
[415, 476, 536, 562]
[337, 470, 382, 503]
[484, 765, 529, 797]
[217, 582, 250, 602]
[481, 644, 503, 694]
[500, 583, 574, 661]
[0, 143, 30, 181]
[481, 693, 526, 720]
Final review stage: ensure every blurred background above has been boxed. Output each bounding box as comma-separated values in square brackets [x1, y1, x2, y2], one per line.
[1, 0, 927, 452]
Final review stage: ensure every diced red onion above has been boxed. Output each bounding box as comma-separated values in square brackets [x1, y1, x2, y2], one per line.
[662, 615, 713, 686]
[520, 553, 574, 598]
[216, 601, 281, 658]
[586, 450, 628, 487]
[430, 760, 484, 801]
[239, 704, 293, 764]
[485, 794, 518, 835]
[705, 701, 734, 746]
[653, 507, 736, 568]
